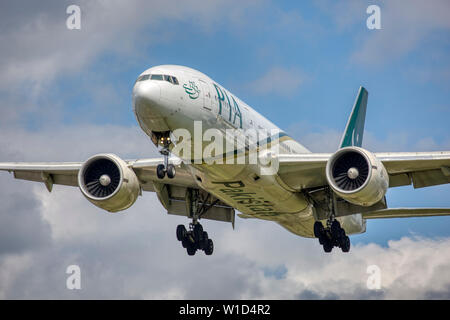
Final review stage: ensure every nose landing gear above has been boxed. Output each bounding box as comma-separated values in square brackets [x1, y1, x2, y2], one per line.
[154, 132, 176, 179]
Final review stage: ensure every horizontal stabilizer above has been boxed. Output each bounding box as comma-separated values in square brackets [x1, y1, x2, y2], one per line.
[363, 208, 450, 219]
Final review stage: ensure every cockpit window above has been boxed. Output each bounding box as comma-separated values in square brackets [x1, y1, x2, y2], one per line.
[137, 73, 179, 85]
[135, 74, 150, 83]
[171, 76, 179, 85]
[163, 75, 179, 85]
[151, 74, 164, 80]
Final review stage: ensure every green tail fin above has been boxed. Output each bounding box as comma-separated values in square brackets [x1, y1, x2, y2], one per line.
[339, 86, 368, 148]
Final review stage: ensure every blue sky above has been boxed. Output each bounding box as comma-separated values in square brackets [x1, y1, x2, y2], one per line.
[0, 0, 450, 299]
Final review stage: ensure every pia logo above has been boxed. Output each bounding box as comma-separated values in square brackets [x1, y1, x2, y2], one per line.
[183, 81, 200, 99]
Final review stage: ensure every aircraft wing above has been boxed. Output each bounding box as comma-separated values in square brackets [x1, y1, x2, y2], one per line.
[362, 208, 450, 219]
[0, 157, 197, 192]
[373, 152, 450, 188]
[0, 162, 82, 191]
[277, 151, 450, 190]
[0, 158, 237, 224]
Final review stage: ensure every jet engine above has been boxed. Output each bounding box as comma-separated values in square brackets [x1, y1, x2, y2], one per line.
[325, 147, 389, 207]
[78, 154, 140, 212]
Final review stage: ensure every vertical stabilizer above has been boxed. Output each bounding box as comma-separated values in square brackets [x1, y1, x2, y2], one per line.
[339, 86, 368, 148]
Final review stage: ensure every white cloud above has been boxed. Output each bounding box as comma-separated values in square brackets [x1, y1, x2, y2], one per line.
[0, 0, 264, 91]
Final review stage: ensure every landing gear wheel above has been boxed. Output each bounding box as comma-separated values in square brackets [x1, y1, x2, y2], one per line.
[330, 220, 342, 239]
[202, 232, 209, 249]
[187, 244, 196, 256]
[204, 239, 214, 255]
[175, 188, 220, 256]
[166, 164, 176, 179]
[156, 164, 165, 179]
[314, 221, 324, 238]
[317, 217, 351, 253]
[193, 224, 204, 242]
[176, 225, 187, 241]
[176, 222, 214, 256]
[341, 236, 351, 253]
[323, 239, 333, 253]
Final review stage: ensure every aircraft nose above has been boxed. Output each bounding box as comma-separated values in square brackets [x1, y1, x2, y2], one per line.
[133, 80, 170, 132]
[132, 80, 161, 110]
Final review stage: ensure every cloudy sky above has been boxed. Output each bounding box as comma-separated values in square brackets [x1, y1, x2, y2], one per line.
[0, 0, 450, 299]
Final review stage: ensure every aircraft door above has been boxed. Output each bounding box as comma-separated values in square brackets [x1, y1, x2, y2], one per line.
[199, 79, 213, 111]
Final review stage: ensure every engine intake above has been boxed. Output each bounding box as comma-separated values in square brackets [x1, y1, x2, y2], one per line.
[326, 147, 388, 206]
[83, 158, 121, 198]
[78, 154, 140, 212]
[331, 151, 369, 191]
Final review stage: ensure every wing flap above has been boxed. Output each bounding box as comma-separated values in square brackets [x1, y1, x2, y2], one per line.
[363, 208, 450, 219]
[0, 162, 82, 190]
[411, 168, 450, 188]
[375, 152, 450, 174]
[152, 182, 235, 226]
[375, 152, 450, 189]
[13, 171, 78, 187]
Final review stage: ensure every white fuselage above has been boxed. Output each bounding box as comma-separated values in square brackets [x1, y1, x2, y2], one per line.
[132, 65, 365, 238]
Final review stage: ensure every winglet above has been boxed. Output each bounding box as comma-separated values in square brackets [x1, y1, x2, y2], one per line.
[339, 86, 368, 148]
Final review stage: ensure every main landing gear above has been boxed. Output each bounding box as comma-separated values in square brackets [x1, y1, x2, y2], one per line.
[176, 223, 214, 256]
[155, 133, 176, 179]
[314, 218, 350, 253]
[176, 189, 218, 256]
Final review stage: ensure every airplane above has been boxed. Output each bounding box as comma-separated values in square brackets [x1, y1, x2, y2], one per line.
[1, 64, 450, 255]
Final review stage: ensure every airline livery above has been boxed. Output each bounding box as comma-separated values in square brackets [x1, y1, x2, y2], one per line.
[1, 65, 450, 255]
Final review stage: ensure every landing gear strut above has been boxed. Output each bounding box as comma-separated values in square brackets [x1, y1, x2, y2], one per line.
[313, 188, 351, 253]
[154, 132, 176, 179]
[314, 218, 351, 253]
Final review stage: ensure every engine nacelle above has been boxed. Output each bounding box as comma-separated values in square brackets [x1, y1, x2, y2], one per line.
[325, 147, 389, 207]
[78, 154, 140, 212]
